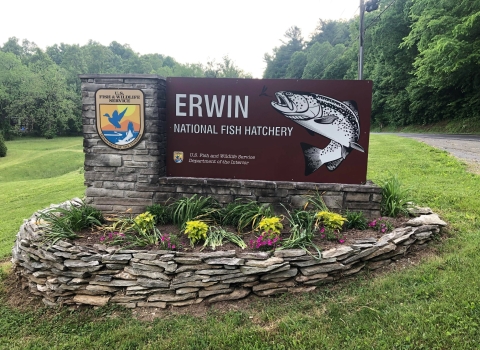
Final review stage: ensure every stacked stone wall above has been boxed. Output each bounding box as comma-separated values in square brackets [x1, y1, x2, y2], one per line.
[80, 74, 167, 214]
[11, 199, 446, 308]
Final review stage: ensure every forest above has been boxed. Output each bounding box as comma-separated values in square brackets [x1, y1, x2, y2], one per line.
[0, 0, 479, 138]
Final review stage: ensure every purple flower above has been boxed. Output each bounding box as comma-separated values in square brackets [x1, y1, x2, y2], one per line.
[100, 236, 105, 242]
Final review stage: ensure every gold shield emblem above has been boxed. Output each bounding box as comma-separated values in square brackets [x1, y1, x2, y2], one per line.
[173, 151, 183, 163]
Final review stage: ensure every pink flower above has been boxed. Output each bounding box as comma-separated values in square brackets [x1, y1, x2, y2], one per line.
[100, 236, 105, 242]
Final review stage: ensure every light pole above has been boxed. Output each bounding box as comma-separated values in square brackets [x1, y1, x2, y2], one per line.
[358, 0, 380, 80]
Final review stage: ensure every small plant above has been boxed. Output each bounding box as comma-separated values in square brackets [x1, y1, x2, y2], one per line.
[315, 211, 347, 231]
[368, 218, 394, 233]
[100, 212, 161, 247]
[319, 226, 346, 243]
[159, 233, 180, 250]
[249, 231, 281, 251]
[100, 231, 126, 244]
[257, 216, 283, 234]
[202, 227, 247, 250]
[221, 199, 273, 232]
[184, 220, 209, 247]
[304, 191, 329, 211]
[380, 175, 412, 217]
[280, 207, 320, 257]
[41, 202, 104, 243]
[146, 204, 172, 225]
[345, 210, 368, 230]
[134, 212, 156, 232]
[170, 195, 221, 229]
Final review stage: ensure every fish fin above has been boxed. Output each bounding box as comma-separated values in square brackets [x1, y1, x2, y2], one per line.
[314, 114, 339, 124]
[325, 158, 344, 171]
[301, 143, 323, 176]
[305, 128, 315, 136]
[350, 142, 365, 152]
[341, 146, 349, 159]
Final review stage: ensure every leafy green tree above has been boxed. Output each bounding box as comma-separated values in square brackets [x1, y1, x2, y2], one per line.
[263, 26, 304, 78]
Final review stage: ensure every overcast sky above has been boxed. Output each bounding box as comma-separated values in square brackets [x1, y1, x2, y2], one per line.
[1, 0, 360, 78]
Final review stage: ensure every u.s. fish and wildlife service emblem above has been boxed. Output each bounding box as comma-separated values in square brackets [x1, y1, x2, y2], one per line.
[173, 151, 184, 163]
[95, 89, 145, 150]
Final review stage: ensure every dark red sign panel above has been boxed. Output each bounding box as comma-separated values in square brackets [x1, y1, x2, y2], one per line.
[166, 78, 372, 184]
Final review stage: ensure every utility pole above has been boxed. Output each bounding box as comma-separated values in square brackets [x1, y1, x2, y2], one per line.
[358, 0, 365, 80]
[358, 0, 380, 80]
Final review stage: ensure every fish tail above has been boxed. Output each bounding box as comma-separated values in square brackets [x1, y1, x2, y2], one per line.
[325, 158, 344, 171]
[301, 143, 324, 176]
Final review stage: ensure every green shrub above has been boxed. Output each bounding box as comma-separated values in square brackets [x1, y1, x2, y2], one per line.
[345, 210, 368, 230]
[0, 133, 7, 157]
[134, 212, 156, 232]
[315, 211, 347, 231]
[170, 195, 221, 229]
[380, 175, 412, 217]
[41, 202, 104, 243]
[184, 220, 209, 247]
[280, 207, 320, 257]
[146, 204, 172, 225]
[202, 227, 247, 250]
[220, 199, 273, 232]
[257, 216, 283, 234]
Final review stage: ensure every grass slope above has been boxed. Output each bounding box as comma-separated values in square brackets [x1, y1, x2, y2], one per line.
[0, 137, 85, 258]
[1, 135, 480, 349]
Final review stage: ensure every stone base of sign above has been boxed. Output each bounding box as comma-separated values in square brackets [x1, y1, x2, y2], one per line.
[152, 177, 382, 218]
[80, 74, 167, 214]
[11, 199, 446, 309]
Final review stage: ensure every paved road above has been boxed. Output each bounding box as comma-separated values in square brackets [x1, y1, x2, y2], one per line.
[381, 133, 480, 163]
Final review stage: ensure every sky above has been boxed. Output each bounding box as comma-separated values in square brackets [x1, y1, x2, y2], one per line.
[1, 0, 361, 78]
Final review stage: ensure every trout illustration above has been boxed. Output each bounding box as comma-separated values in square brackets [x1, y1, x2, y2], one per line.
[271, 91, 364, 175]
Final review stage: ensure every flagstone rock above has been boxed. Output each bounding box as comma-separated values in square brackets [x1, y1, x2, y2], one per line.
[322, 246, 354, 259]
[137, 301, 167, 308]
[148, 292, 196, 302]
[124, 266, 170, 280]
[206, 288, 250, 303]
[274, 249, 306, 258]
[64, 260, 99, 268]
[174, 257, 203, 264]
[254, 288, 289, 296]
[169, 298, 204, 307]
[363, 243, 396, 260]
[137, 278, 170, 288]
[240, 262, 288, 275]
[73, 295, 110, 306]
[260, 268, 298, 281]
[237, 252, 271, 260]
[245, 257, 283, 268]
[198, 288, 234, 298]
[407, 214, 447, 227]
[204, 258, 245, 266]
[301, 263, 345, 276]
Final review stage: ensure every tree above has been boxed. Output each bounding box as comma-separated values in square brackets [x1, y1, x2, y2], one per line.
[263, 26, 305, 78]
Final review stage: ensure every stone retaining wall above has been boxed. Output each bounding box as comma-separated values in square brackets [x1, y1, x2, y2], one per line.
[12, 199, 446, 309]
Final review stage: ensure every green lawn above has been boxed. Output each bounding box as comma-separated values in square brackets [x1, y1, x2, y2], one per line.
[0, 137, 85, 258]
[1, 135, 480, 349]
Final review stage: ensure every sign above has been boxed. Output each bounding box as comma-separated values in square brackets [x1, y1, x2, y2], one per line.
[95, 89, 145, 150]
[166, 78, 372, 184]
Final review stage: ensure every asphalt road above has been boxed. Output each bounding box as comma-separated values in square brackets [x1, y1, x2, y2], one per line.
[382, 133, 480, 163]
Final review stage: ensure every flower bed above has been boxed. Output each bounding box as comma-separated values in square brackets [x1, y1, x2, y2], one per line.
[11, 198, 447, 308]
